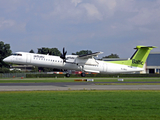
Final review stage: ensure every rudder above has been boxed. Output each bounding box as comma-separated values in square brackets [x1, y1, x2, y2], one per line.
[130, 46, 156, 68]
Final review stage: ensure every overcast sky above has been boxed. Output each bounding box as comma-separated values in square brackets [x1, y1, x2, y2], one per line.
[0, 0, 160, 58]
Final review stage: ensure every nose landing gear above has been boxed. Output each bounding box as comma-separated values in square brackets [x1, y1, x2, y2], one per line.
[65, 73, 70, 77]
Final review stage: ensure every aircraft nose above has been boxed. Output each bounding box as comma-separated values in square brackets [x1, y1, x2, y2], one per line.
[3, 57, 11, 62]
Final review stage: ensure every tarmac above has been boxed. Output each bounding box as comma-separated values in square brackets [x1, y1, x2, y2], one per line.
[0, 82, 160, 91]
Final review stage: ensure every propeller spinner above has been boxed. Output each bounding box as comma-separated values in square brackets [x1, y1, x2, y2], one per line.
[60, 47, 67, 62]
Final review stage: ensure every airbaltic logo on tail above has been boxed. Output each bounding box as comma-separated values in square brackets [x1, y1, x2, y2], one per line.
[132, 59, 143, 65]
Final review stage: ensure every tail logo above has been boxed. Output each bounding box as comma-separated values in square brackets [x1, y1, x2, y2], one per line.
[132, 59, 143, 65]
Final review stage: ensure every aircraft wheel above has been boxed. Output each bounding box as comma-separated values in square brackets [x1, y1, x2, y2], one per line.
[65, 73, 70, 77]
[81, 73, 86, 77]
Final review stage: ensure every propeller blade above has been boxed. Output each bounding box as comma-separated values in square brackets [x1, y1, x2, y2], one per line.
[60, 47, 67, 63]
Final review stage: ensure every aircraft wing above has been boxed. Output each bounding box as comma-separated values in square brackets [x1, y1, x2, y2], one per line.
[77, 52, 103, 59]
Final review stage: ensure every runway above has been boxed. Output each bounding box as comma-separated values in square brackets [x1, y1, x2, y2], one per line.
[0, 82, 160, 91]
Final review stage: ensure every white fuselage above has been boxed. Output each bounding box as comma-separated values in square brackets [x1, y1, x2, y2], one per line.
[3, 52, 143, 73]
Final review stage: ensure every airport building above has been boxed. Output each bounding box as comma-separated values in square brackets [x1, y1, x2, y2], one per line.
[146, 52, 160, 74]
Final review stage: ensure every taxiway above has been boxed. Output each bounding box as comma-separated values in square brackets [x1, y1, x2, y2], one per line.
[0, 82, 160, 91]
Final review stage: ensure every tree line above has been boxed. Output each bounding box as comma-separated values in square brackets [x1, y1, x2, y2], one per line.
[0, 41, 119, 73]
[0, 41, 12, 73]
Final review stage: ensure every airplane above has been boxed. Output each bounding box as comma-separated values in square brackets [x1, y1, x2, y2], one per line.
[3, 45, 156, 77]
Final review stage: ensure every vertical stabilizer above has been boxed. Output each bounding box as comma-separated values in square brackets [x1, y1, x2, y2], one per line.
[130, 46, 156, 68]
[107, 46, 156, 68]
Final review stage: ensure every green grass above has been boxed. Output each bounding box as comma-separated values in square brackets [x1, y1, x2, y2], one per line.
[0, 90, 160, 120]
[1, 78, 160, 84]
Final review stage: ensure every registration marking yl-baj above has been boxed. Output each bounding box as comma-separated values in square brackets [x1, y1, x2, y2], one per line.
[3, 46, 156, 77]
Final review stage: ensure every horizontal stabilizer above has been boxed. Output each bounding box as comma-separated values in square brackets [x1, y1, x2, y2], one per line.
[134, 46, 157, 49]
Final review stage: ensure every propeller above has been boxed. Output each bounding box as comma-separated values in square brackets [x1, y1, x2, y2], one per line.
[60, 47, 67, 62]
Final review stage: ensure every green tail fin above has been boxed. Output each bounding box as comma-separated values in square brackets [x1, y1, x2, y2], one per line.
[107, 46, 156, 68]
[130, 46, 156, 68]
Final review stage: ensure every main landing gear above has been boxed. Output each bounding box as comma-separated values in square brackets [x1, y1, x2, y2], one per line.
[81, 72, 86, 77]
[65, 72, 86, 77]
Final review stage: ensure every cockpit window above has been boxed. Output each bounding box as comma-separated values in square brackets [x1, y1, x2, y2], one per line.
[12, 53, 22, 56]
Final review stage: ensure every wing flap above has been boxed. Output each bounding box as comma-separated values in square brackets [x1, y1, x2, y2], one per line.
[84, 69, 100, 73]
[78, 52, 103, 59]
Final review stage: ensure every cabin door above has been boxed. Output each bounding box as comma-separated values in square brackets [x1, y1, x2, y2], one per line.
[26, 54, 31, 63]
[103, 62, 107, 72]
